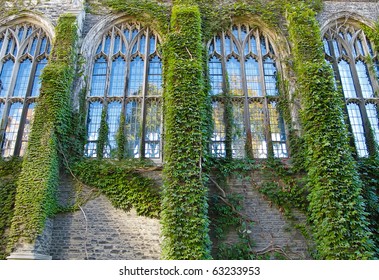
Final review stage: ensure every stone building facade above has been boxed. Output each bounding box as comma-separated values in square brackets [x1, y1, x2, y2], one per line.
[0, 0, 378, 260]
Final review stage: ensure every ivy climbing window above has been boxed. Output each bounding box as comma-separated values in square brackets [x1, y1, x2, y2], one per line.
[85, 23, 163, 160]
[208, 24, 288, 159]
[0, 23, 50, 157]
[323, 24, 379, 157]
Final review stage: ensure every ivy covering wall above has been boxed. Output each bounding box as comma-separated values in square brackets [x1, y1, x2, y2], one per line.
[7, 14, 79, 252]
[160, 1, 211, 259]
[287, 3, 375, 259]
[1, 0, 378, 260]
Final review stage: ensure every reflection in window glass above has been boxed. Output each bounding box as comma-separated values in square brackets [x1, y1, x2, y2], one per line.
[90, 57, 107, 97]
[245, 58, 261, 97]
[109, 57, 125, 97]
[2, 102, 23, 157]
[104, 102, 122, 158]
[147, 56, 162, 96]
[87, 24, 162, 159]
[366, 103, 379, 144]
[209, 56, 223, 96]
[208, 25, 287, 158]
[20, 103, 35, 156]
[356, 61, 373, 98]
[31, 58, 48, 97]
[13, 59, 32, 97]
[126, 101, 141, 158]
[232, 101, 245, 158]
[0, 60, 14, 97]
[128, 57, 144, 96]
[347, 104, 368, 157]
[268, 102, 288, 158]
[227, 57, 242, 96]
[324, 25, 379, 156]
[249, 102, 266, 158]
[263, 58, 277, 96]
[145, 100, 161, 158]
[0, 24, 50, 157]
[338, 60, 357, 98]
[85, 102, 103, 158]
[211, 101, 226, 157]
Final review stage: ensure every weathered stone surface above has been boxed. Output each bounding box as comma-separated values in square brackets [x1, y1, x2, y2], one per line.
[50, 175, 161, 260]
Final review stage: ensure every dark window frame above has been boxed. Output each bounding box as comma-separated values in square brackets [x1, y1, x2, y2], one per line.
[208, 24, 288, 159]
[0, 23, 50, 157]
[323, 23, 379, 157]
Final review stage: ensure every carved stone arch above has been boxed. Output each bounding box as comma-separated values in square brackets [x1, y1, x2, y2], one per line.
[320, 12, 375, 36]
[81, 14, 163, 72]
[0, 12, 54, 40]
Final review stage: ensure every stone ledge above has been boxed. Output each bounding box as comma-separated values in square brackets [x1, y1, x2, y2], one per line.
[7, 253, 52, 260]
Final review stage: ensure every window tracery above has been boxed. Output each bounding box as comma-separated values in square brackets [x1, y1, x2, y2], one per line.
[208, 24, 288, 159]
[85, 23, 163, 160]
[323, 24, 379, 157]
[0, 23, 50, 157]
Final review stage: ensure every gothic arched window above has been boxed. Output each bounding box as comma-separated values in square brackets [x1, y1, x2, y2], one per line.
[323, 24, 379, 157]
[85, 23, 163, 160]
[208, 24, 288, 159]
[0, 23, 50, 157]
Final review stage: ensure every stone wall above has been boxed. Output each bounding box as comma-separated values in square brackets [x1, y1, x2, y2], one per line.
[50, 175, 161, 260]
[210, 172, 311, 260]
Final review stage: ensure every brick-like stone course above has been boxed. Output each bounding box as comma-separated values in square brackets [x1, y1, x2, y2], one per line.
[210, 172, 311, 260]
[50, 175, 161, 260]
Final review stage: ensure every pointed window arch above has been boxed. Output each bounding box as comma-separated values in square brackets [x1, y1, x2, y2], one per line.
[208, 24, 288, 159]
[0, 23, 51, 157]
[85, 23, 163, 160]
[323, 23, 379, 157]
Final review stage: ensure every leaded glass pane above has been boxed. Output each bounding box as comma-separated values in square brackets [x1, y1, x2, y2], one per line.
[249, 102, 267, 158]
[208, 25, 287, 159]
[232, 101, 245, 158]
[128, 57, 144, 96]
[338, 60, 357, 98]
[113, 35, 121, 55]
[209, 56, 223, 96]
[366, 103, 379, 144]
[268, 102, 288, 158]
[2, 102, 23, 157]
[13, 59, 32, 97]
[263, 58, 277, 96]
[347, 103, 368, 157]
[104, 101, 122, 158]
[85, 101, 103, 157]
[227, 57, 242, 96]
[149, 35, 156, 55]
[0, 60, 14, 97]
[356, 61, 374, 98]
[147, 56, 162, 96]
[19, 103, 35, 156]
[224, 35, 232, 55]
[39, 37, 47, 55]
[104, 35, 111, 54]
[332, 39, 340, 57]
[211, 101, 226, 157]
[87, 24, 162, 159]
[30, 37, 38, 56]
[145, 100, 161, 158]
[323, 38, 330, 56]
[90, 57, 107, 97]
[109, 57, 125, 97]
[245, 57, 261, 97]
[126, 101, 141, 158]
[31, 58, 47, 97]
